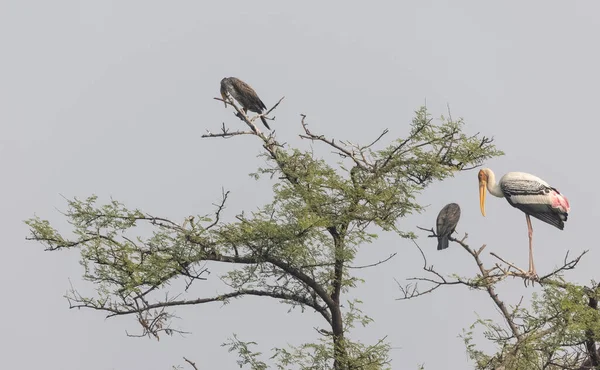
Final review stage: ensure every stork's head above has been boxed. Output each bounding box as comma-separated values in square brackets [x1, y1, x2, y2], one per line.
[478, 168, 490, 217]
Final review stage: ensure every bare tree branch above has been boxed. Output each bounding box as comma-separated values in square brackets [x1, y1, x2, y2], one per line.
[348, 253, 397, 269]
[361, 129, 389, 150]
[299, 114, 371, 170]
[202, 122, 255, 139]
[183, 357, 199, 370]
[400, 229, 525, 342]
[69, 288, 332, 325]
[211, 96, 285, 138]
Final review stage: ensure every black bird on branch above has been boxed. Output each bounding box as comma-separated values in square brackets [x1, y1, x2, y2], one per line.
[436, 203, 461, 250]
[220, 77, 271, 130]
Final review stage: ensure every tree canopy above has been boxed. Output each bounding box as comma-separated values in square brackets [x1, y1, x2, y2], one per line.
[26, 97, 599, 370]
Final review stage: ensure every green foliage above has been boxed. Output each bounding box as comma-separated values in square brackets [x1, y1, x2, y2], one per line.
[26, 196, 210, 299]
[25, 106, 503, 369]
[222, 334, 269, 370]
[259, 107, 503, 236]
[459, 277, 600, 369]
[266, 335, 392, 370]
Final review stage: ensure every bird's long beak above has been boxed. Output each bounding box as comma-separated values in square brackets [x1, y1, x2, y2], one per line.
[479, 180, 486, 217]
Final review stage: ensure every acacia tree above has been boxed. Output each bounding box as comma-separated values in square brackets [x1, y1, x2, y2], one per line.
[25, 96, 502, 369]
[400, 228, 598, 369]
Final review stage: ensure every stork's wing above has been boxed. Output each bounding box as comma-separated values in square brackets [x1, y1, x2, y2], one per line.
[512, 203, 565, 229]
[500, 179, 550, 197]
[501, 179, 567, 230]
[529, 209, 565, 230]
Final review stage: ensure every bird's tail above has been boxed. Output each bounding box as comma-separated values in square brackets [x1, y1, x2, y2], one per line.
[437, 236, 449, 250]
[260, 116, 271, 130]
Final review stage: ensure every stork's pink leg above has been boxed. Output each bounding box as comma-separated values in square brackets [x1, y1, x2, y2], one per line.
[526, 214, 536, 277]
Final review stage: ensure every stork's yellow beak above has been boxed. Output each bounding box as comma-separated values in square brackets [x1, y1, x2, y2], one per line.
[479, 180, 486, 217]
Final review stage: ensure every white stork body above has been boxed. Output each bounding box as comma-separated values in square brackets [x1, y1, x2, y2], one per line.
[478, 168, 570, 277]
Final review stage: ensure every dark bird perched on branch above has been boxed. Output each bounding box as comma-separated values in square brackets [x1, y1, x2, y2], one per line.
[436, 203, 461, 250]
[220, 77, 271, 130]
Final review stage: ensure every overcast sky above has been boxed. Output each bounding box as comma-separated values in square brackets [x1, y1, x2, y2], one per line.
[2, 1, 599, 369]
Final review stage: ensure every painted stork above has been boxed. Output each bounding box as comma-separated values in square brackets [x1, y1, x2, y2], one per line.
[220, 77, 271, 130]
[436, 203, 461, 250]
[478, 168, 570, 277]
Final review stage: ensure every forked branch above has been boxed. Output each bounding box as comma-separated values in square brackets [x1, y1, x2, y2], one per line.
[207, 96, 285, 139]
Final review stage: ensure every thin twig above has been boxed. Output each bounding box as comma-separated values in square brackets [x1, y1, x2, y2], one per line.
[348, 253, 397, 269]
[264, 96, 286, 116]
[361, 129, 389, 150]
[183, 357, 199, 370]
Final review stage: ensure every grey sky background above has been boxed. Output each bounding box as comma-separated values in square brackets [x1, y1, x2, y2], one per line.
[2, 1, 599, 369]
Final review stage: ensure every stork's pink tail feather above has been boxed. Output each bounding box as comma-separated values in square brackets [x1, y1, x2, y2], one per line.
[551, 191, 570, 213]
